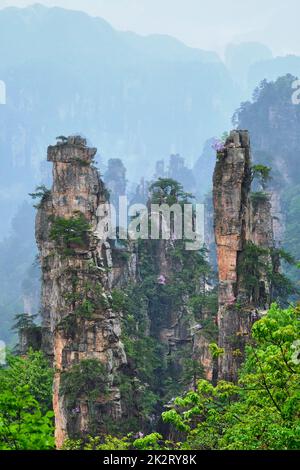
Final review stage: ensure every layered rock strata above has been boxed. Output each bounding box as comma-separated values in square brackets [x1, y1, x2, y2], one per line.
[213, 130, 275, 381]
[36, 136, 127, 447]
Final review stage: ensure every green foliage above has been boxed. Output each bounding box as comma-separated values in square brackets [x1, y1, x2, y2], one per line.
[64, 281, 109, 319]
[64, 303, 300, 450]
[29, 185, 51, 209]
[110, 288, 129, 312]
[115, 283, 163, 431]
[63, 432, 172, 450]
[209, 342, 224, 359]
[63, 435, 130, 450]
[56, 314, 77, 338]
[110, 233, 216, 433]
[149, 178, 194, 205]
[0, 350, 53, 413]
[0, 386, 54, 450]
[251, 164, 272, 190]
[273, 248, 295, 265]
[60, 359, 109, 409]
[0, 351, 54, 449]
[238, 242, 269, 301]
[269, 270, 297, 302]
[282, 184, 300, 285]
[84, 435, 131, 450]
[238, 242, 297, 305]
[179, 354, 205, 390]
[12, 313, 39, 331]
[188, 291, 218, 342]
[133, 433, 164, 450]
[200, 317, 218, 341]
[233, 75, 300, 295]
[50, 212, 91, 254]
[12, 313, 42, 352]
[269, 248, 298, 302]
[122, 334, 161, 386]
[161, 304, 300, 450]
[75, 298, 96, 318]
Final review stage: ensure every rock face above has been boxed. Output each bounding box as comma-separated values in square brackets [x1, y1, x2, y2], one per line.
[35, 135, 218, 444]
[18, 325, 42, 355]
[36, 136, 126, 448]
[140, 202, 216, 388]
[213, 130, 275, 381]
[103, 158, 127, 209]
[149, 239, 194, 364]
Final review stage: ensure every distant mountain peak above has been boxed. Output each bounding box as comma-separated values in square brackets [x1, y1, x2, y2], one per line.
[0, 3, 219, 64]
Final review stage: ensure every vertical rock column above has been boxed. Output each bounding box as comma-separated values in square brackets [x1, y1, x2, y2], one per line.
[36, 136, 126, 448]
[213, 130, 274, 382]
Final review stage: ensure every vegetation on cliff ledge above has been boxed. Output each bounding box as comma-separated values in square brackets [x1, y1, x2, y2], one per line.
[50, 212, 91, 254]
[2, 303, 299, 449]
[61, 304, 300, 450]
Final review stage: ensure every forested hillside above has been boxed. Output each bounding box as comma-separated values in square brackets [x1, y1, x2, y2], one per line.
[1, 4, 300, 454]
[234, 74, 300, 284]
[1, 130, 299, 451]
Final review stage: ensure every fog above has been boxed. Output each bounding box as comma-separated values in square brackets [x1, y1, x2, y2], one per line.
[1, 0, 300, 56]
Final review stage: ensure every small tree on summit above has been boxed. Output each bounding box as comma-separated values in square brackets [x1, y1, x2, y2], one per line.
[251, 164, 272, 190]
[149, 178, 194, 205]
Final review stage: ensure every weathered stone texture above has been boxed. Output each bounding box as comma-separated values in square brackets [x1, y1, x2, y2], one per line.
[213, 130, 274, 381]
[36, 136, 127, 448]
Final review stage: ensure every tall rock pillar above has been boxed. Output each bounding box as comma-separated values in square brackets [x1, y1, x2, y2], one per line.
[213, 130, 274, 382]
[36, 136, 126, 448]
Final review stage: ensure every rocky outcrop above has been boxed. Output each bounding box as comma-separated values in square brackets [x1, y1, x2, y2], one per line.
[213, 130, 275, 382]
[103, 158, 127, 210]
[141, 216, 215, 388]
[36, 136, 127, 447]
[18, 325, 42, 355]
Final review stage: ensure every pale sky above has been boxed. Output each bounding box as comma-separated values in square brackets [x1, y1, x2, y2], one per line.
[0, 0, 299, 57]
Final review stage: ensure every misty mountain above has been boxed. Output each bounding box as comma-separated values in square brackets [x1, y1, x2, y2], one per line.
[225, 42, 273, 90]
[1, 4, 300, 344]
[0, 4, 242, 238]
[248, 55, 300, 96]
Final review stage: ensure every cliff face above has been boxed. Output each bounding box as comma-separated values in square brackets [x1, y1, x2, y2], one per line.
[235, 75, 300, 286]
[150, 239, 195, 387]
[36, 136, 127, 447]
[155, 240, 215, 383]
[141, 189, 217, 386]
[35, 136, 218, 443]
[213, 130, 275, 381]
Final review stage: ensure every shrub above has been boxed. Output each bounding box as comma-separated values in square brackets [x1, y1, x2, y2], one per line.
[60, 359, 109, 408]
[251, 164, 272, 189]
[29, 185, 51, 209]
[0, 386, 54, 450]
[50, 212, 91, 253]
